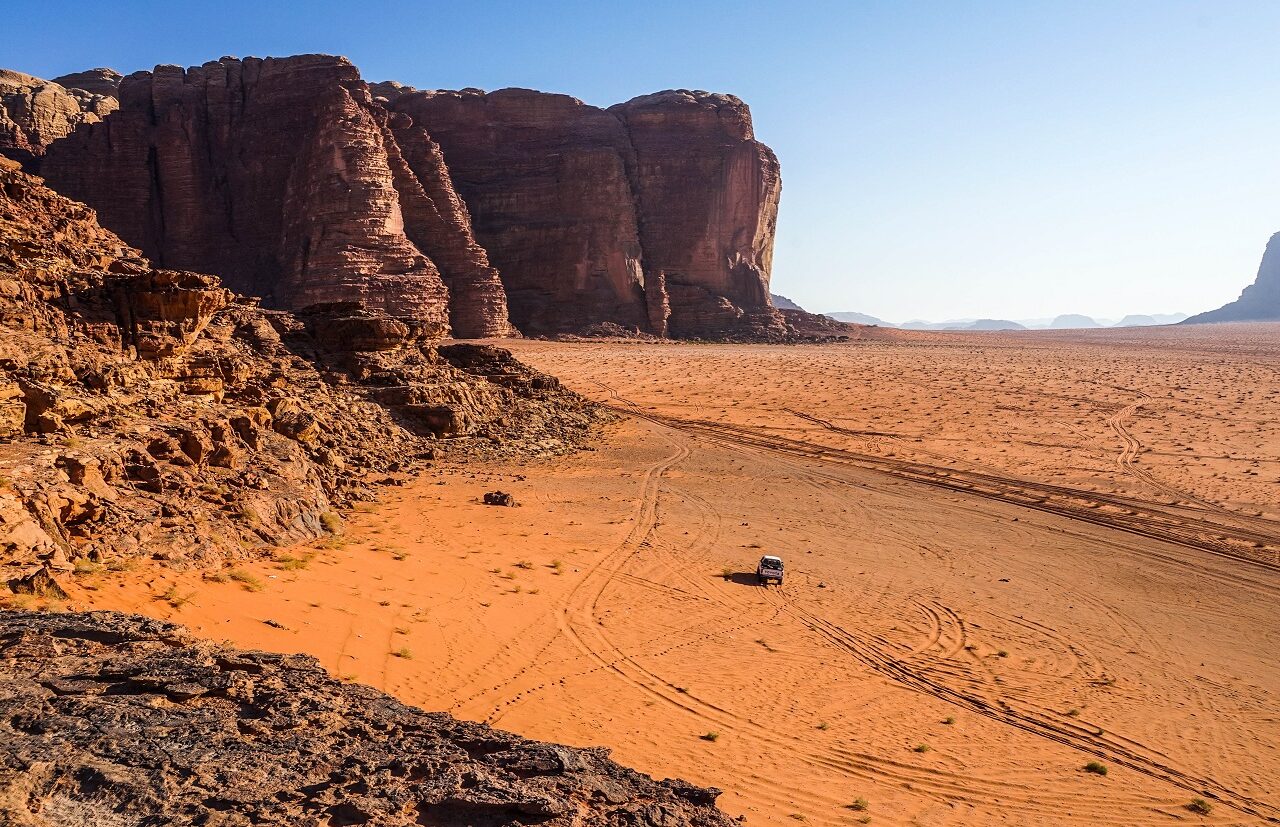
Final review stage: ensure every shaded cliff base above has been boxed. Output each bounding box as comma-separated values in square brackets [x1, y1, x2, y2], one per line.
[0, 610, 734, 827]
[0, 157, 605, 598]
[544, 309, 890, 343]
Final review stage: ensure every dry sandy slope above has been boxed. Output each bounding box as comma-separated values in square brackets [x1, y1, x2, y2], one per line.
[71, 324, 1280, 826]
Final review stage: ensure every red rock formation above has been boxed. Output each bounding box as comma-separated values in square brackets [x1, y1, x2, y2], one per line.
[389, 88, 651, 334]
[41, 56, 510, 337]
[391, 86, 784, 338]
[611, 91, 785, 339]
[35, 54, 783, 340]
[0, 69, 117, 168]
[384, 111, 511, 336]
[51, 68, 123, 99]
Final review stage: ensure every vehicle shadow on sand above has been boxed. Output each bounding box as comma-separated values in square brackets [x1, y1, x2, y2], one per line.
[719, 572, 772, 587]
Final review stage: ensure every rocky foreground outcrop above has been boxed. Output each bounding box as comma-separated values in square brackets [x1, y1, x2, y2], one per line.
[1184, 231, 1280, 323]
[0, 156, 601, 591]
[28, 54, 787, 340]
[384, 86, 785, 339]
[0, 610, 734, 827]
[0, 70, 117, 169]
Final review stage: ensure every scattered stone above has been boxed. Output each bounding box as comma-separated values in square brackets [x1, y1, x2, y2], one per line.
[483, 491, 518, 507]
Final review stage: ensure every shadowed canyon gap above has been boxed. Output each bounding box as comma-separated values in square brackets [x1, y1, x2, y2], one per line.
[13, 55, 785, 339]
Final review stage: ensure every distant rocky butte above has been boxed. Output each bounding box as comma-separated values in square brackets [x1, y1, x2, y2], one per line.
[0, 69, 118, 169]
[1185, 231, 1280, 323]
[16, 55, 787, 340]
[1048, 314, 1100, 329]
[0, 610, 735, 827]
[825, 310, 893, 326]
[50, 67, 122, 98]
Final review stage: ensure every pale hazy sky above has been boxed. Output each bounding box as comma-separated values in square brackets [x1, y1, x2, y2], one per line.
[6, 1, 1278, 321]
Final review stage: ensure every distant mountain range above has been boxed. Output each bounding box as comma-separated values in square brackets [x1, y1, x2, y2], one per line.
[811, 305, 1188, 330]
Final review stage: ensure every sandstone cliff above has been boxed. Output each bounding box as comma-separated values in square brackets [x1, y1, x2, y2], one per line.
[611, 90, 785, 339]
[40, 56, 512, 337]
[386, 87, 652, 334]
[34, 55, 786, 340]
[0, 610, 735, 827]
[1184, 231, 1280, 323]
[0, 156, 598, 592]
[0, 69, 117, 169]
[389, 85, 785, 338]
[51, 67, 123, 98]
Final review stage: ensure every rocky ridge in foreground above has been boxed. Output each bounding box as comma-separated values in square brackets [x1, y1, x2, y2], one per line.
[0, 610, 735, 827]
[0, 157, 602, 594]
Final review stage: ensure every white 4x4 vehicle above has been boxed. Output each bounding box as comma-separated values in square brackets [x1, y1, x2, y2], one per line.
[756, 555, 784, 586]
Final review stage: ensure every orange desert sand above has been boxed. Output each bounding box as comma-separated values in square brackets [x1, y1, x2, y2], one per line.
[73, 323, 1280, 826]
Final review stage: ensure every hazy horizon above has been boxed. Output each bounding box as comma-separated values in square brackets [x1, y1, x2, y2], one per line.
[4, 0, 1277, 322]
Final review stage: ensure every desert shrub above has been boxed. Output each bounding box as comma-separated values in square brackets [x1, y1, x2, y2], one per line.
[227, 569, 263, 592]
[1083, 761, 1108, 776]
[1186, 798, 1212, 815]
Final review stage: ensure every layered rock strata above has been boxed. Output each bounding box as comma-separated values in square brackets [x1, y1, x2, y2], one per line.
[388, 85, 786, 338]
[0, 69, 117, 169]
[611, 90, 785, 339]
[0, 610, 735, 827]
[40, 56, 511, 337]
[33, 55, 785, 339]
[0, 157, 598, 589]
[1184, 231, 1280, 322]
[51, 67, 123, 98]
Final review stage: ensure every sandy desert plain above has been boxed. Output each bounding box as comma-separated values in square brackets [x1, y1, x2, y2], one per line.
[68, 322, 1280, 826]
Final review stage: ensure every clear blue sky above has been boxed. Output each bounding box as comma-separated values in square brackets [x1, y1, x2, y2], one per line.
[6, 0, 1279, 321]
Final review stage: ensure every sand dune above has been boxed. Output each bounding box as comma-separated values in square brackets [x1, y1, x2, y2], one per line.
[70, 324, 1280, 826]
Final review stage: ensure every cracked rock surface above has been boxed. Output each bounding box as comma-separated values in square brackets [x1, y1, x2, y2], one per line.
[0, 610, 735, 827]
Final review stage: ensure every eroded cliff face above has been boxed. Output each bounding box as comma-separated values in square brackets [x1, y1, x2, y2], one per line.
[0, 69, 117, 169]
[40, 56, 512, 337]
[32, 54, 785, 340]
[389, 86, 785, 338]
[1184, 232, 1280, 323]
[612, 91, 785, 339]
[388, 88, 652, 334]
